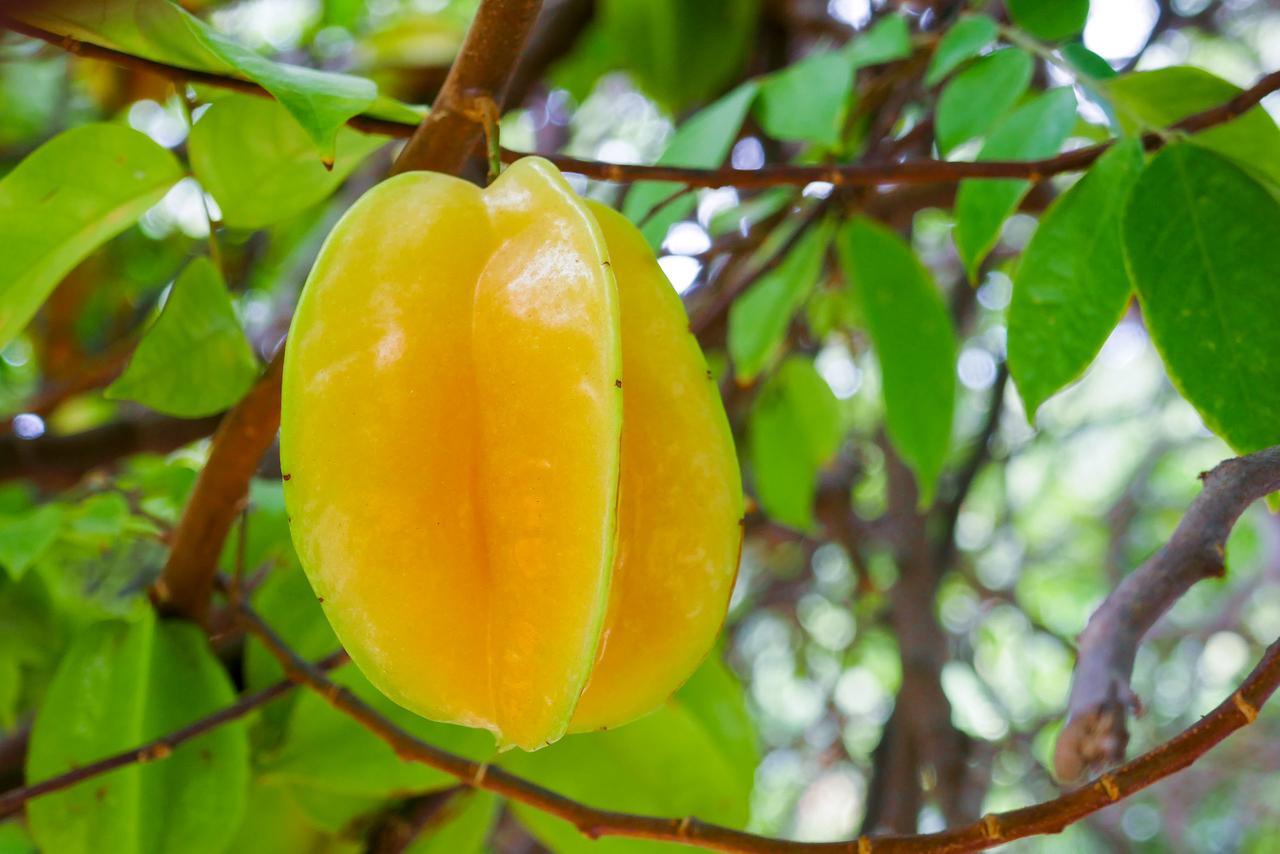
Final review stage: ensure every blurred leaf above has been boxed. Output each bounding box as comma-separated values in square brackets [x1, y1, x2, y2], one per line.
[1107, 66, 1280, 188]
[504, 657, 754, 854]
[670, 652, 759, 785]
[405, 791, 500, 854]
[838, 217, 955, 504]
[954, 87, 1078, 278]
[1008, 138, 1144, 416]
[1122, 144, 1280, 453]
[935, 48, 1033, 155]
[748, 356, 842, 530]
[0, 57, 65, 147]
[0, 505, 64, 581]
[707, 188, 793, 238]
[226, 778, 360, 854]
[844, 14, 912, 68]
[10, 0, 377, 156]
[1060, 41, 1116, 80]
[0, 822, 36, 854]
[0, 571, 64, 727]
[26, 611, 249, 854]
[756, 52, 855, 148]
[0, 124, 182, 351]
[623, 82, 759, 246]
[189, 95, 385, 229]
[925, 15, 998, 86]
[596, 0, 758, 111]
[727, 218, 834, 382]
[106, 258, 259, 418]
[1007, 0, 1090, 41]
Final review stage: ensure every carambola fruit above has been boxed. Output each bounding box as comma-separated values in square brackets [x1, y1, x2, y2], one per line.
[281, 158, 743, 750]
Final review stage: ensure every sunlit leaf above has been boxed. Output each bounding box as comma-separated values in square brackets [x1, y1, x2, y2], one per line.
[1122, 143, 1280, 453]
[0, 123, 181, 351]
[925, 15, 998, 86]
[26, 611, 249, 854]
[623, 82, 760, 247]
[954, 87, 1078, 278]
[1009, 138, 1144, 417]
[1007, 0, 1090, 41]
[845, 14, 912, 68]
[106, 258, 260, 418]
[503, 656, 755, 854]
[838, 217, 955, 504]
[1107, 66, 1280, 188]
[189, 94, 386, 229]
[727, 218, 834, 382]
[756, 51, 856, 148]
[748, 356, 843, 530]
[935, 48, 1033, 155]
[10, 0, 377, 156]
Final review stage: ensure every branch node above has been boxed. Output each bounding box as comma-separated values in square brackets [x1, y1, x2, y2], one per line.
[856, 835, 872, 854]
[471, 762, 490, 787]
[1232, 690, 1259, 724]
[677, 816, 693, 837]
[980, 814, 1002, 840]
[1096, 774, 1121, 802]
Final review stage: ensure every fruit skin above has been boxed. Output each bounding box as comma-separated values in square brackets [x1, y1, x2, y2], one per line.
[281, 157, 741, 751]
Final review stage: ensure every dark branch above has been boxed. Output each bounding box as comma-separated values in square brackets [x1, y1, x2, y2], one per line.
[0, 650, 347, 819]
[1055, 445, 1280, 782]
[6, 17, 1278, 189]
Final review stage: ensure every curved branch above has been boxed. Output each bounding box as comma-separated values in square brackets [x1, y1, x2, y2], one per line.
[1055, 445, 1280, 782]
[240, 598, 1280, 854]
[0, 650, 348, 819]
[6, 17, 1278, 188]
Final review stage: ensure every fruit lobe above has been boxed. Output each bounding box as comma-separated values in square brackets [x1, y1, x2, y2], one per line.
[281, 157, 741, 750]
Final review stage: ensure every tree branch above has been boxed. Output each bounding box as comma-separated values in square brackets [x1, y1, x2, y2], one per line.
[238, 594, 1280, 853]
[0, 649, 348, 819]
[1054, 445, 1280, 782]
[153, 351, 283, 624]
[6, 17, 1278, 189]
[390, 0, 544, 175]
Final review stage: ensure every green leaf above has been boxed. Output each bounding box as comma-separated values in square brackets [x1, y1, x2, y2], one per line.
[405, 791, 500, 854]
[106, 258, 259, 417]
[1009, 138, 1144, 416]
[10, 0, 377, 156]
[226, 779, 360, 854]
[925, 14, 999, 86]
[622, 82, 760, 246]
[845, 14, 913, 68]
[26, 611, 249, 854]
[954, 87, 1078, 278]
[1106, 66, 1280, 189]
[756, 52, 855, 148]
[0, 505, 63, 581]
[0, 123, 182, 350]
[1122, 144, 1280, 453]
[0, 822, 37, 854]
[503, 657, 754, 854]
[935, 48, 1034, 155]
[838, 217, 956, 504]
[727, 218, 834, 381]
[1007, 0, 1090, 41]
[1060, 41, 1116, 80]
[595, 0, 759, 111]
[189, 95, 385, 229]
[747, 356, 843, 530]
[668, 652, 759, 786]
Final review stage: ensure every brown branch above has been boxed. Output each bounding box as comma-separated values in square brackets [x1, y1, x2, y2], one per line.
[1054, 445, 1280, 782]
[390, 0, 544, 175]
[0, 649, 348, 820]
[6, 17, 1278, 189]
[153, 350, 284, 624]
[0, 413, 219, 486]
[239, 593, 1280, 853]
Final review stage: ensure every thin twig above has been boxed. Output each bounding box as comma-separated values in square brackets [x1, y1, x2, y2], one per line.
[0, 650, 348, 819]
[5, 17, 1278, 189]
[1055, 445, 1280, 782]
